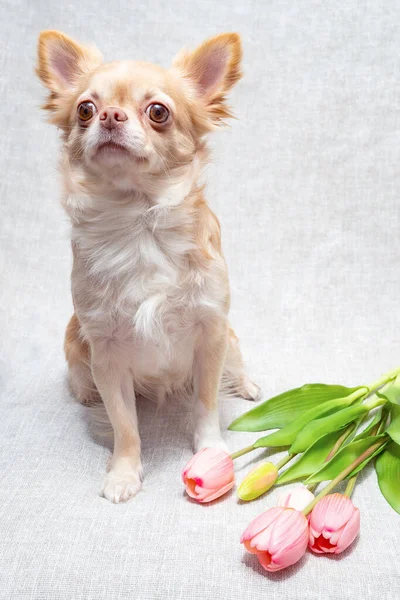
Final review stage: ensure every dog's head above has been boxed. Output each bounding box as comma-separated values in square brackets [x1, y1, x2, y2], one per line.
[36, 31, 242, 196]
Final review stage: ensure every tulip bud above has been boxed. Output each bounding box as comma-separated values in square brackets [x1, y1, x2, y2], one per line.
[182, 447, 235, 503]
[277, 486, 316, 511]
[237, 462, 278, 501]
[241, 506, 309, 572]
[308, 493, 360, 554]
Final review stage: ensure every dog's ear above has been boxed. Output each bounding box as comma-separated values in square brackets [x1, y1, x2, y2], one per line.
[36, 30, 102, 105]
[173, 33, 242, 125]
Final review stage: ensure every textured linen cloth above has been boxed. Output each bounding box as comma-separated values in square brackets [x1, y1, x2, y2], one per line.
[1, 1, 400, 598]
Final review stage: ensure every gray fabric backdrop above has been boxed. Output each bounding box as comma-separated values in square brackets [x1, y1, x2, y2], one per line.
[1, 0, 399, 598]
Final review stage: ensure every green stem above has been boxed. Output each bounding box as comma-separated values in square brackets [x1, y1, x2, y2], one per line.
[353, 411, 370, 433]
[302, 436, 389, 516]
[325, 422, 356, 462]
[230, 445, 255, 460]
[366, 367, 400, 394]
[362, 396, 388, 411]
[230, 368, 399, 464]
[369, 410, 388, 438]
[276, 453, 295, 470]
[377, 410, 389, 434]
[348, 387, 369, 402]
[314, 418, 363, 492]
[344, 475, 358, 498]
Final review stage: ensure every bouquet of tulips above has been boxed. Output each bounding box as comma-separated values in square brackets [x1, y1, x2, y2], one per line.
[182, 367, 400, 572]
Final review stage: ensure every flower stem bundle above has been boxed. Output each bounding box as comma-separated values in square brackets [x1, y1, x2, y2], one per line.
[182, 366, 400, 573]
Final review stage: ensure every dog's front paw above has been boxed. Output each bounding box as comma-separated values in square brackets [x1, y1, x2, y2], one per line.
[101, 470, 142, 503]
[194, 433, 228, 454]
[238, 378, 262, 401]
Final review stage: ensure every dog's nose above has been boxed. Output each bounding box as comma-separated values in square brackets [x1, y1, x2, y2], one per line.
[99, 107, 128, 130]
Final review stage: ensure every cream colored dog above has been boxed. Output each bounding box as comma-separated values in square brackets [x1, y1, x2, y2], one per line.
[37, 30, 259, 503]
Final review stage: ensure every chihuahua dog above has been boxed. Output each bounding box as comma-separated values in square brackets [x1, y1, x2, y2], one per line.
[36, 30, 259, 503]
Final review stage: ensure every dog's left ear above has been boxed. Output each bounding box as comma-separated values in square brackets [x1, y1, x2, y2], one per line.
[37, 30, 103, 94]
[36, 30, 103, 125]
[173, 33, 242, 125]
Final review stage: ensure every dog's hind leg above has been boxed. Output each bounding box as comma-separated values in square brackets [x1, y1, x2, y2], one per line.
[222, 327, 261, 401]
[64, 313, 99, 405]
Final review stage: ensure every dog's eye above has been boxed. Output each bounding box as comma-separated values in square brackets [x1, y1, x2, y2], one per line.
[146, 103, 169, 124]
[77, 101, 96, 122]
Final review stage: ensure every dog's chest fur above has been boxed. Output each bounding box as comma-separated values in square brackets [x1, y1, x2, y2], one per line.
[69, 193, 228, 389]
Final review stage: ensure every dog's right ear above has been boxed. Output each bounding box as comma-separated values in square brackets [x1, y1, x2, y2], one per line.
[36, 30, 102, 113]
[173, 33, 242, 127]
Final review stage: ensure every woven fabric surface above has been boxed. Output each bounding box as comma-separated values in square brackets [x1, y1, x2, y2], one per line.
[1, 1, 400, 598]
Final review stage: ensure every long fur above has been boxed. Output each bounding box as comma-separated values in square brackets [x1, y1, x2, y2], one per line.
[37, 30, 260, 503]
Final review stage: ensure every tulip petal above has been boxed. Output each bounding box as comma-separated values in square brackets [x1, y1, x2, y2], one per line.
[335, 508, 360, 554]
[322, 529, 331, 539]
[273, 532, 308, 567]
[309, 525, 319, 539]
[237, 462, 278, 501]
[257, 551, 275, 571]
[278, 486, 315, 512]
[261, 559, 285, 572]
[243, 540, 260, 554]
[182, 448, 208, 482]
[241, 507, 283, 544]
[329, 526, 345, 546]
[201, 455, 235, 488]
[257, 509, 308, 570]
[268, 509, 302, 553]
[311, 535, 337, 553]
[186, 448, 234, 488]
[185, 479, 199, 499]
[250, 520, 274, 552]
[270, 511, 308, 562]
[308, 493, 360, 554]
[242, 507, 308, 571]
[198, 480, 235, 503]
[190, 449, 223, 476]
[265, 509, 296, 551]
[310, 493, 355, 533]
[182, 447, 235, 503]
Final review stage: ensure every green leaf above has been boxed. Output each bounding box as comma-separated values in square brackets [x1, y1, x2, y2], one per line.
[376, 442, 400, 514]
[377, 375, 400, 405]
[305, 435, 388, 484]
[253, 391, 365, 448]
[277, 429, 345, 484]
[353, 410, 383, 441]
[386, 404, 400, 445]
[289, 404, 368, 454]
[229, 384, 363, 432]
[374, 376, 400, 444]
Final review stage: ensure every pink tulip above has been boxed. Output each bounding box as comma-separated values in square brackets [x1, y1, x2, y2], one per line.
[241, 507, 309, 572]
[278, 486, 316, 512]
[308, 493, 360, 554]
[182, 447, 235, 503]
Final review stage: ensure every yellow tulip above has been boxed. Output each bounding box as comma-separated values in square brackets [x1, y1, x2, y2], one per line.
[237, 462, 278, 501]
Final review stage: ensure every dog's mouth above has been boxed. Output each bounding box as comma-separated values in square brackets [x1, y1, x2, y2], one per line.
[95, 142, 148, 163]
